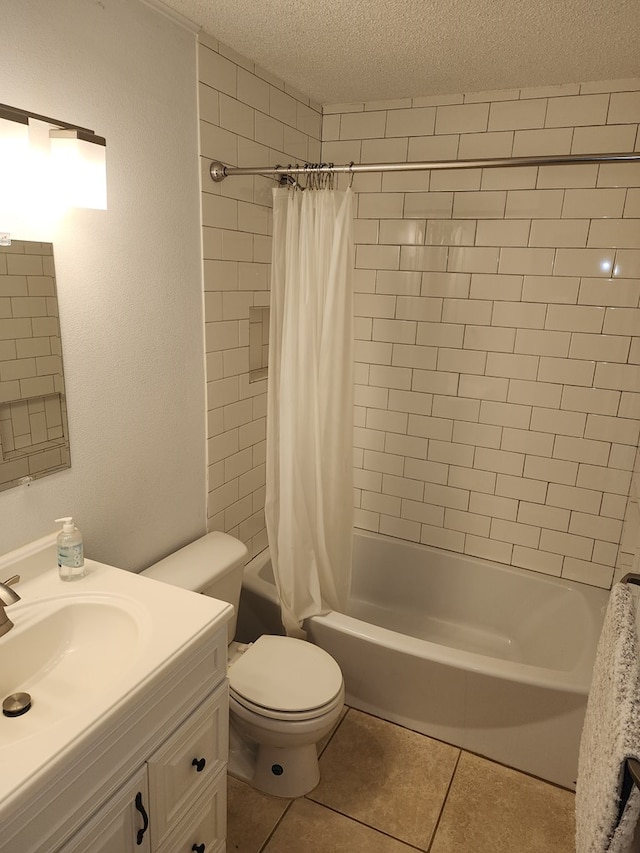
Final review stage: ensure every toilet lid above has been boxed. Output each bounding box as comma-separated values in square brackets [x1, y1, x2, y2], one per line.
[228, 635, 343, 713]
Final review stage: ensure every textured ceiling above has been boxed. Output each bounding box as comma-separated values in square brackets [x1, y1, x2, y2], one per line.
[152, 0, 640, 104]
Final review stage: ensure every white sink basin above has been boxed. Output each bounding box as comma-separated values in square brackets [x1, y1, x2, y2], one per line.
[0, 594, 149, 746]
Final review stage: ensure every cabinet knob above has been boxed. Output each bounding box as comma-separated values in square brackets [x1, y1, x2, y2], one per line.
[192, 757, 206, 772]
[192, 844, 206, 853]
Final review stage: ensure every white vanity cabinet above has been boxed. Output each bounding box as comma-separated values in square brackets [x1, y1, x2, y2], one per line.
[55, 652, 229, 853]
[0, 543, 234, 853]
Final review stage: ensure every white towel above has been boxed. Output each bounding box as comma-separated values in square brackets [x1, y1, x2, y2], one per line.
[576, 582, 640, 853]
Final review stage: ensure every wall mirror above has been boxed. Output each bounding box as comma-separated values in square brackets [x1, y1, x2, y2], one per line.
[0, 241, 70, 491]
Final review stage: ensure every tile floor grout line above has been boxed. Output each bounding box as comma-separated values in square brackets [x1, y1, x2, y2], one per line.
[425, 748, 463, 853]
[255, 798, 296, 853]
[318, 705, 351, 757]
[302, 797, 430, 853]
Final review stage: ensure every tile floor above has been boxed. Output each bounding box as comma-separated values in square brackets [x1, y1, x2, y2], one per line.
[227, 707, 576, 853]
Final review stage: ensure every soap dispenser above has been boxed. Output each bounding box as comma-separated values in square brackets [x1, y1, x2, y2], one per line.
[55, 517, 85, 581]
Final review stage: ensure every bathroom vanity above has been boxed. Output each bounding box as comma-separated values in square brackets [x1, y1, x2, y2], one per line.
[0, 534, 232, 853]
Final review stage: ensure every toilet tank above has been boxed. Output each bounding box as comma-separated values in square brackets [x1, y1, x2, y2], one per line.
[142, 532, 248, 642]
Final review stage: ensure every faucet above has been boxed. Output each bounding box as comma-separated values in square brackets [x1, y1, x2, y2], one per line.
[0, 575, 21, 638]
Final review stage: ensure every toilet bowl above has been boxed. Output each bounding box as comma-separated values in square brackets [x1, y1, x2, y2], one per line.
[142, 532, 344, 798]
[227, 635, 344, 796]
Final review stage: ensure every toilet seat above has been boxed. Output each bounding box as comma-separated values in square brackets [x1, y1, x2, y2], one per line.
[229, 687, 344, 722]
[228, 635, 343, 720]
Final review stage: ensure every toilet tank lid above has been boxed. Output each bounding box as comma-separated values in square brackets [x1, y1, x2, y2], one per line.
[143, 531, 248, 592]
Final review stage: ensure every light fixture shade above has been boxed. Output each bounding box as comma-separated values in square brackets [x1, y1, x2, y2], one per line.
[50, 129, 107, 210]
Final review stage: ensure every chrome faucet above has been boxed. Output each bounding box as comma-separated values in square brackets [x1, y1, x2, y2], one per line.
[0, 575, 21, 638]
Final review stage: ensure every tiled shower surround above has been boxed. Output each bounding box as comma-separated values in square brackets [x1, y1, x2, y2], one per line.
[325, 83, 640, 589]
[199, 35, 640, 590]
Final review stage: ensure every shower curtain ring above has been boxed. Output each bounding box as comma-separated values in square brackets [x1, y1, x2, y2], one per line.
[348, 162, 355, 189]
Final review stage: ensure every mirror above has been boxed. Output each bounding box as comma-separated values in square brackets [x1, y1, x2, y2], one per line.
[0, 240, 70, 491]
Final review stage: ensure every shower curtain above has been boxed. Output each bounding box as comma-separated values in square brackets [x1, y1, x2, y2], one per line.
[265, 185, 354, 637]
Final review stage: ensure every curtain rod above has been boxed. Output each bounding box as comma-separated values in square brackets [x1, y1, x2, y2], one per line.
[210, 152, 640, 183]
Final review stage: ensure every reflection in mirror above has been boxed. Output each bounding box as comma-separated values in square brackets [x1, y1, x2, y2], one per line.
[0, 241, 70, 491]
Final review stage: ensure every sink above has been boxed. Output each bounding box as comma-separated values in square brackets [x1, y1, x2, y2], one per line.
[0, 595, 149, 746]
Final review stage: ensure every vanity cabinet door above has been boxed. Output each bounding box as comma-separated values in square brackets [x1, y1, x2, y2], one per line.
[155, 768, 226, 853]
[57, 767, 151, 853]
[147, 681, 228, 849]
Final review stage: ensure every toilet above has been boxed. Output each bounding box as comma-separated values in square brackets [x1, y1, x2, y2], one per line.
[142, 531, 344, 798]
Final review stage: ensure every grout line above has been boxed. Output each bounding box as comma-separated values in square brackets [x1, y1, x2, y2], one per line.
[425, 748, 463, 853]
[256, 798, 295, 853]
[317, 704, 351, 758]
[303, 798, 430, 853]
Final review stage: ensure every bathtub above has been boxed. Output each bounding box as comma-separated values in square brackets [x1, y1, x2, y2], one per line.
[236, 529, 609, 790]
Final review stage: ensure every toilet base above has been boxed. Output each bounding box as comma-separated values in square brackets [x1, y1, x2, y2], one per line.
[253, 742, 320, 798]
[228, 725, 320, 798]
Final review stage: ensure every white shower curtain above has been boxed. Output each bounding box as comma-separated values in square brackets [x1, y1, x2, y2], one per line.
[265, 186, 354, 637]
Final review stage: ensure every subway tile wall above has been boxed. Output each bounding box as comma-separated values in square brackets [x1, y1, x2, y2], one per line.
[199, 39, 640, 589]
[198, 32, 322, 558]
[324, 80, 640, 589]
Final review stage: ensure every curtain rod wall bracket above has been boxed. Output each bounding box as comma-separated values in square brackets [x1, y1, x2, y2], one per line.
[210, 161, 227, 182]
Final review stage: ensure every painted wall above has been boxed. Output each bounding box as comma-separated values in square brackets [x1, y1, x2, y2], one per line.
[197, 32, 322, 560]
[0, 0, 206, 569]
[322, 82, 640, 589]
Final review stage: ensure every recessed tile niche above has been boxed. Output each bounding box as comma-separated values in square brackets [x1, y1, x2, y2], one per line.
[0, 241, 70, 491]
[249, 306, 269, 382]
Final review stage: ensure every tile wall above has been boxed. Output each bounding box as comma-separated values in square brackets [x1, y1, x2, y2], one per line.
[323, 80, 640, 588]
[199, 40, 640, 589]
[198, 33, 322, 559]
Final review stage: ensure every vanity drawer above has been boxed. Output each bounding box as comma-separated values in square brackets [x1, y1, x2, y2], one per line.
[148, 681, 228, 849]
[155, 768, 226, 853]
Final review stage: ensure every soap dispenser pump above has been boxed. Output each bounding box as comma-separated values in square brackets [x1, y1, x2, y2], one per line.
[55, 517, 85, 581]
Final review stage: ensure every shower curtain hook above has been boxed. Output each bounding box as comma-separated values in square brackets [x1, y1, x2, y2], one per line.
[348, 161, 355, 190]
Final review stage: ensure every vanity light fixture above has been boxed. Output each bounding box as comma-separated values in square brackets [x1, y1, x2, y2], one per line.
[49, 128, 107, 210]
[0, 103, 107, 213]
[0, 109, 30, 226]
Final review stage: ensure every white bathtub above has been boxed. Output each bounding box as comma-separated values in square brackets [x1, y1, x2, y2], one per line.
[237, 529, 609, 789]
